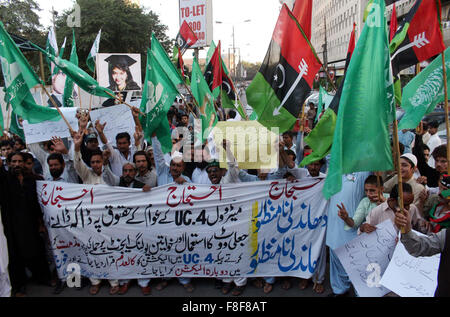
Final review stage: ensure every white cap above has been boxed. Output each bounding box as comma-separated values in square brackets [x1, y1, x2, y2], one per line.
[171, 151, 183, 161]
[400, 153, 417, 167]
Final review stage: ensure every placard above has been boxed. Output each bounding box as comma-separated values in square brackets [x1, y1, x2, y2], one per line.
[380, 230, 440, 297]
[22, 108, 79, 144]
[88, 103, 136, 146]
[334, 220, 398, 297]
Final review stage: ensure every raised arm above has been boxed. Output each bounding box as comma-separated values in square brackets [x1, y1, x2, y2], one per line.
[101, 149, 120, 186]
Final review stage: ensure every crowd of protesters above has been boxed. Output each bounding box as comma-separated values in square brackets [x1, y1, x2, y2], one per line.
[0, 100, 449, 298]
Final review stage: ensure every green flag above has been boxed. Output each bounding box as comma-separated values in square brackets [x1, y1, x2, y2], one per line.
[45, 26, 58, 74]
[63, 30, 78, 107]
[140, 45, 179, 154]
[323, 0, 395, 199]
[150, 33, 183, 88]
[191, 58, 217, 143]
[398, 47, 450, 130]
[34, 42, 113, 99]
[0, 22, 60, 124]
[9, 110, 25, 140]
[86, 29, 101, 73]
[52, 36, 66, 76]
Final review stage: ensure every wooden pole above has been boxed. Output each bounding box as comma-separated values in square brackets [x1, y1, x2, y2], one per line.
[78, 86, 83, 109]
[39, 52, 46, 84]
[441, 53, 450, 174]
[299, 102, 306, 132]
[89, 66, 96, 113]
[392, 117, 406, 233]
[6, 102, 11, 132]
[39, 52, 73, 134]
[41, 84, 73, 134]
[103, 90, 146, 117]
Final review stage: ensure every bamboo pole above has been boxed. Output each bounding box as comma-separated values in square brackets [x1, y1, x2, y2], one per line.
[103, 90, 146, 117]
[392, 117, 406, 233]
[6, 102, 11, 132]
[442, 53, 450, 174]
[299, 102, 306, 132]
[78, 86, 82, 109]
[39, 52, 74, 134]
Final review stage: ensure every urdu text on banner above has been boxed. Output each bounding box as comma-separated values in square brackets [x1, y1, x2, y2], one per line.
[37, 179, 328, 280]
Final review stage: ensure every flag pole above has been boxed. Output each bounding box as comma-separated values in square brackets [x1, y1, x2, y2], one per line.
[438, 15, 450, 174]
[180, 83, 199, 119]
[89, 66, 96, 113]
[6, 102, 11, 132]
[39, 52, 74, 134]
[442, 52, 450, 174]
[299, 101, 306, 132]
[392, 116, 406, 233]
[103, 90, 146, 116]
[78, 86, 82, 109]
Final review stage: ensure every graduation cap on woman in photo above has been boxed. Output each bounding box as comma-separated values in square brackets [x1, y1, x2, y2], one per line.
[105, 54, 141, 92]
[102, 54, 141, 107]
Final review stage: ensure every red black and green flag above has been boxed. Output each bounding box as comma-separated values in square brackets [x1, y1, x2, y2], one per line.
[204, 41, 247, 119]
[300, 22, 356, 167]
[176, 20, 198, 55]
[389, 3, 398, 42]
[173, 21, 198, 82]
[246, 4, 321, 133]
[291, 0, 313, 40]
[390, 0, 445, 103]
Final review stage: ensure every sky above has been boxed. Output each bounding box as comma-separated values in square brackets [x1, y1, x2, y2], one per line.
[36, 0, 288, 64]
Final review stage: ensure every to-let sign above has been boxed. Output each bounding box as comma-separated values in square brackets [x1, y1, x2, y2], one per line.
[179, 0, 212, 48]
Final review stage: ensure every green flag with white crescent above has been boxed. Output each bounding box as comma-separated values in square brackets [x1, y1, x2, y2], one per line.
[323, 0, 395, 199]
[398, 47, 450, 130]
[191, 58, 217, 143]
[45, 26, 58, 74]
[86, 29, 101, 73]
[140, 46, 179, 154]
[150, 33, 183, 88]
[63, 29, 78, 107]
[52, 36, 66, 76]
[0, 22, 60, 124]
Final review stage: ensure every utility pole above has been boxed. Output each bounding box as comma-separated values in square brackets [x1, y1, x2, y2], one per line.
[52, 6, 57, 29]
[232, 25, 236, 81]
[323, 15, 328, 90]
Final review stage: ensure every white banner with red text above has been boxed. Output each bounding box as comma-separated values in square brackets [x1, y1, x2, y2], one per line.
[37, 178, 328, 280]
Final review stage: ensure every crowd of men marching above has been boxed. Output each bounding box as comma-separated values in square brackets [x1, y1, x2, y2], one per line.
[0, 101, 449, 298]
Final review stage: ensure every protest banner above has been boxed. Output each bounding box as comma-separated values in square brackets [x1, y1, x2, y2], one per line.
[88, 104, 136, 146]
[22, 107, 79, 144]
[37, 178, 328, 280]
[334, 219, 397, 297]
[380, 230, 440, 297]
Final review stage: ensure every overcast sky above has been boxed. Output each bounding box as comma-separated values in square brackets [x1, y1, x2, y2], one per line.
[36, 0, 286, 64]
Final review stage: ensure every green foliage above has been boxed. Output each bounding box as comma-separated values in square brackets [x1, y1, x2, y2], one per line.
[54, 0, 172, 77]
[0, 0, 46, 84]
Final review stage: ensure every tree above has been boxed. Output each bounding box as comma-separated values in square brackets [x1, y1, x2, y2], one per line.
[0, 0, 46, 84]
[53, 0, 172, 77]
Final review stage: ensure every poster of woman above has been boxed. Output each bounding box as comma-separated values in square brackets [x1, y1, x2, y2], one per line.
[97, 53, 142, 92]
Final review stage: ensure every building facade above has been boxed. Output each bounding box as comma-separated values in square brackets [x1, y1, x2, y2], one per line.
[311, 0, 450, 78]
